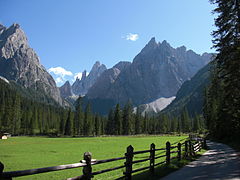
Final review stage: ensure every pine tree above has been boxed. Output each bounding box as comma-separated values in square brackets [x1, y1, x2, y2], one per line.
[122, 101, 134, 135]
[205, 0, 240, 140]
[106, 109, 114, 135]
[64, 109, 73, 136]
[84, 103, 93, 136]
[74, 97, 84, 135]
[135, 107, 142, 134]
[114, 104, 122, 135]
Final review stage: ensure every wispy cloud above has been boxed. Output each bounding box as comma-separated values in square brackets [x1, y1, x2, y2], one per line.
[74, 72, 83, 80]
[74, 72, 90, 81]
[123, 33, 139, 41]
[48, 67, 73, 86]
[48, 67, 73, 77]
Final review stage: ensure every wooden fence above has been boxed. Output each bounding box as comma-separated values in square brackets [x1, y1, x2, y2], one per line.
[0, 136, 207, 180]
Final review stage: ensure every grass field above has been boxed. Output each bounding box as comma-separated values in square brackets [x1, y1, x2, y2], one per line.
[0, 135, 188, 180]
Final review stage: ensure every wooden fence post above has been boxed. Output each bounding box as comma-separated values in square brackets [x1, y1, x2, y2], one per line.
[0, 162, 12, 180]
[203, 138, 207, 149]
[184, 141, 189, 158]
[166, 141, 171, 165]
[125, 145, 134, 180]
[189, 141, 194, 156]
[82, 152, 92, 180]
[150, 143, 155, 174]
[177, 143, 181, 161]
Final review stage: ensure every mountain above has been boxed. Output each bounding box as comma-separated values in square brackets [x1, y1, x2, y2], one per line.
[72, 61, 107, 96]
[135, 96, 176, 116]
[162, 63, 211, 117]
[59, 81, 73, 98]
[0, 23, 63, 105]
[84, 38, 212, 114]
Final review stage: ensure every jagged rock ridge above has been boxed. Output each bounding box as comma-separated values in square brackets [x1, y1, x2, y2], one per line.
[85, 37, 212, 113]
[72, 61, 107, 96]
[0, 23, 63, 105]
[59, 81, 73, 98]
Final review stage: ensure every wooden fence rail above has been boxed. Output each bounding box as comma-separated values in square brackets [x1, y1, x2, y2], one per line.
[0, 136, 206, 180]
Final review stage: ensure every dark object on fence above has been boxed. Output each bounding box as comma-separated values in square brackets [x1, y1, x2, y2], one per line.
[125, 145, 134, 180]
[82, 152, 92, 180]
[166, 141, 171, 165]
[177, 143, 181, 161]
[150, 143, 155, 173]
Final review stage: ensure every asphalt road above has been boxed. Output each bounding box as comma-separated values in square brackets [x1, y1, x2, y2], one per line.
[161, 141, 240, 180]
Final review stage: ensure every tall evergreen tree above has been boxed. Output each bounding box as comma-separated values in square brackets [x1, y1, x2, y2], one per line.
[113, 104, 122, 135]
[205, 0, 240, 140]
[64, 109, 73, 136]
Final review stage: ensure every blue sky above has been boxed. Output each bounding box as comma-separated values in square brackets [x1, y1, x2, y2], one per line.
[0, 0, 216, 86]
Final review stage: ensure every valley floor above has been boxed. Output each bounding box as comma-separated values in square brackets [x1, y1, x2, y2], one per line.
[161, 141, 240, 180]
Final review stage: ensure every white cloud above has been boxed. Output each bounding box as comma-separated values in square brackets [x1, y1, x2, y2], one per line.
[123, 33, 139, 41]
[74, 72, 90, 81]
[55, 77, 64, 84]
[48, 67, 73, 77]
[48, 67, 73, 86]
[74, 72, 83, 80]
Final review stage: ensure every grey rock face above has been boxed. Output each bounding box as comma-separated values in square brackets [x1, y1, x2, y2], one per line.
[87, 61, 131, 98]
[0, 23, 62, 105]
[72, 61, 107, 95]
[59, 81, 73, 98]
[85, 37, 212, 106]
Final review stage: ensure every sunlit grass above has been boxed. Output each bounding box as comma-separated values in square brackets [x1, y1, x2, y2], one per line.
[0, 135, 188, 180]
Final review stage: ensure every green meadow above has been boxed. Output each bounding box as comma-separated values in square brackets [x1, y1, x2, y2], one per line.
[0, 135, 188, 180]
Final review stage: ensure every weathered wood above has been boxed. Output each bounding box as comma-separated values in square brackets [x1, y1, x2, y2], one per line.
[132, 158, 150, 164]
[184, 140, 189, 158]
[203, 138, 207, 149]
[124, 145, 134, 180]
[92, 165, 125, 175]
[150, 143, 155, 173]
[155, 147, 166, 151]
[82, 152, 92, 180]
[154, 154, 166, 160]
[132, 149, 151, 155]
[93, 157, 125, 165]
[155, 161, 166, 166]
[0, 162, 12, 180]
[177, 143, 181, 161]
[1, 162, 86, 178]
[166, 141, 171, 165]
[131, 166, 149, 174]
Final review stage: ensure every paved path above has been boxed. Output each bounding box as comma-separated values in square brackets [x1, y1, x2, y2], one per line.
[161, 141, 240, 180]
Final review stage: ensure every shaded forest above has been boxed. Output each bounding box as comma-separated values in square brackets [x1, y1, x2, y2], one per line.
[0, 80, 205, 136]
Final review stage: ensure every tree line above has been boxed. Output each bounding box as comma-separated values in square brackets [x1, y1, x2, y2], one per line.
[0, 79, 205, 136]
[204, 0, 240, 142]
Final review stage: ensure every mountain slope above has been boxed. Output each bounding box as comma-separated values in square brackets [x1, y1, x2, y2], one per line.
[136, 96, 176, 116]
[0, 23, 63, 105]
[84, 38, 212, 114]
[72, 61, 107, 95]
[162, 63, 211, 116]
[59, 81, 73, 98]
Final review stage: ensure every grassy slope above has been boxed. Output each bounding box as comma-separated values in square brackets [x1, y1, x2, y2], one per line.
[0, 136, 187, 180]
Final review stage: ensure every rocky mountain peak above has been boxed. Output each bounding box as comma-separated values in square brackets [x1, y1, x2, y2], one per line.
[84, 38, 213, 114]
[82, 70, 87, 80]
[113, 61, 131, 71]
[72, 61, 107, 95]
[59, 80, 73, 98]
[0, 23, 63, 105]
[0, 23, 28, 60]
[140, 37, 158, 54]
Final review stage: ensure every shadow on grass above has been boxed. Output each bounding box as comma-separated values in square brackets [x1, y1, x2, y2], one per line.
[132, 155, 203, 180]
